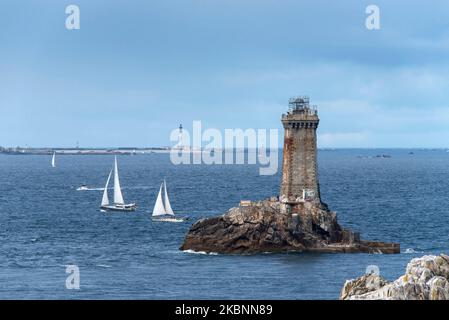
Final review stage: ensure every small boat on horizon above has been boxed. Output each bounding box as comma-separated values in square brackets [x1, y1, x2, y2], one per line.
[100, 156, 137, 212]
[77, 184, 89, 191]
[77, 185, 111, 191]
[375, 154, 391, 158]
[152, 180, 188, 222]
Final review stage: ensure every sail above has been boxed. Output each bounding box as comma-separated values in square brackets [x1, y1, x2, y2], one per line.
[163, 180, 175, 216]
[101, 169, 112, 207]
[152, 183, 166, 216]
[51, 152, 56, 167]
[113, 156, 125, 204]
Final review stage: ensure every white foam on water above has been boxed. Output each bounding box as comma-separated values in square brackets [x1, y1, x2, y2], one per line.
[77, 186, 150, 191]
[77, 187, 107, 191]
[183, 249, 218, 256]
[404, 248, 422, 254]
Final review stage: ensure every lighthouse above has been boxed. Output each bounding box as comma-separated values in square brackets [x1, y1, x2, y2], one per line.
[280, 96, 321, 204]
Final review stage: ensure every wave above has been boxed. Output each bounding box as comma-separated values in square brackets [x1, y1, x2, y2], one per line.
[96, 264, 112, 268]
[28, 236, 49, 243]
[404, 248, 423, 254]
[77, 187, 107, 191]
[76, 186, 152, 191]
[183, 249, 218, 256]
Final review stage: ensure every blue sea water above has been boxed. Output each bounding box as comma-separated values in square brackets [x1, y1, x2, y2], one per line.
[0, 149, 448, 300]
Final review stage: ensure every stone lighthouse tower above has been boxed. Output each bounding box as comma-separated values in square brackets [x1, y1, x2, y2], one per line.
[280, 96, 321, 204]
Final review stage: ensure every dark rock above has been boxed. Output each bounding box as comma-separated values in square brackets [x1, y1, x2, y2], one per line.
[180, 199, 400, 254]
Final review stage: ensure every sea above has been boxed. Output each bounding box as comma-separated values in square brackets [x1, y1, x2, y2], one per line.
[0, 149, 448, 300]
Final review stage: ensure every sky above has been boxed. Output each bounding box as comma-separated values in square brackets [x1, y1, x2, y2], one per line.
[1, 0, 449, 148]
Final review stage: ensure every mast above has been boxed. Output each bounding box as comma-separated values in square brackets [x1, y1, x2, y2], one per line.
[163, 180, 175, 215]
[113, 156, 125, 204]
[152, 183, 166, 216]
[101, 169, 112, 207]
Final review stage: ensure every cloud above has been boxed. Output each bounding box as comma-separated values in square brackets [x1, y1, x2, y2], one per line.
[2, 1, 449, 147]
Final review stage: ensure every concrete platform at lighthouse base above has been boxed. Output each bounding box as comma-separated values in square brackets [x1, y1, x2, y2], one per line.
[305, 241, 400, 254]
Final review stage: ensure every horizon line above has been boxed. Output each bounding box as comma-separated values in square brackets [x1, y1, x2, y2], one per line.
[1, 146, 449, 150]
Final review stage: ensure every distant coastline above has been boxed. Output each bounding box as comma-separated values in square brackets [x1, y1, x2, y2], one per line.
[0, 147, 171, 155]
[0, 146, 448, 156]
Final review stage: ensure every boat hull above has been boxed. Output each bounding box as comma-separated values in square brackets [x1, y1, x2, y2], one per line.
[101, 204, 137, 212]
[152, 216, 189, 222]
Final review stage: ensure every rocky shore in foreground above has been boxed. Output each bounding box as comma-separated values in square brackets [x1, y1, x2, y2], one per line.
[340, 254, 449, 300]
[180, 199, 400, 254]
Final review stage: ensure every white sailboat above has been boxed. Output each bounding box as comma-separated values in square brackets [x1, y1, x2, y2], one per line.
[100, 156, 137, 212]
[152, 180, 188, 222]
[76, 184, 89, 191]
[51, 152, 56, 168]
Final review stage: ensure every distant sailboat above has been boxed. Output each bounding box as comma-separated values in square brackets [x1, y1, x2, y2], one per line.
[51, 152, 56, 168]
[152, 180, 188, 222]
[100, 156, 137, 212]
[76, 184, 89, 191]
